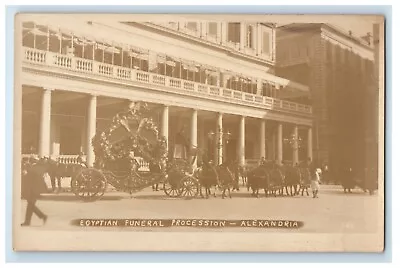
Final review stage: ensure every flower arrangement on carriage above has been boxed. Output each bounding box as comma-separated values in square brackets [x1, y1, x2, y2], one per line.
[70, 101, 199, 201]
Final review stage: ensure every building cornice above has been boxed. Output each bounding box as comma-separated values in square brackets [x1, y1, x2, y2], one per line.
[277, 23, 373, 51]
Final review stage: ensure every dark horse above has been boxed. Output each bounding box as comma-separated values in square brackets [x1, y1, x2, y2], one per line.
[268, 166, 285, 197]
[195, 162, 219, 198]
[247, 164, 270, 198]
[216, 163, 237, 199]
[298, 167, 312, 196]
[282, 165, 302, 196]
[195, 162, 236, 199]
[341, 168, 357, 193]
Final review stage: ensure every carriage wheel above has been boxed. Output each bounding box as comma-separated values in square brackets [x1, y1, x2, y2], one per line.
[180, 176, 199, 199]
[71, 168, 107, 202]
[163, 180, 183, 198]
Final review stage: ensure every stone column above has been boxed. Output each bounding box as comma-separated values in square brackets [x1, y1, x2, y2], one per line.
[238, 116, 245, 166]
[260, 120, 266, 159]
[276, 123, 283, 165]
[38, 88, 52, 158]
[271, 131, 276, 161]
[220, 22, 227, 45]
[190, 109, 198, 168]
[292, 125, 299, 165]
[161, 105, 169, 148]
[86, 94, 97, 167]
[215, 113, 223, 165]
[307, 127, 313, 162]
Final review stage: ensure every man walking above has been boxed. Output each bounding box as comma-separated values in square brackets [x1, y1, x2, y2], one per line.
[21, 157, 49, 226]
[311, 168, 322, 198]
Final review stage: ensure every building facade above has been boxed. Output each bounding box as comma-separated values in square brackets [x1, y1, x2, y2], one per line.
[17, 15, 313, 168]
[276, 23, 377, 172]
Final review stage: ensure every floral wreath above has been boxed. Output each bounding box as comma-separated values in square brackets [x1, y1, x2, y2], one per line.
[91, 102, 168, 170]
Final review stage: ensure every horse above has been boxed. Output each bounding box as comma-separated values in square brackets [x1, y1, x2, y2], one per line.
[268, 167, 285, 197]
[298, 167, 311, 196]
[195, 163, 219, 198]
[246, 164, 270, 198]
[282, 165, 302, 196]
[341, 168, 357, 193]
[215, 164, 236, 199]
[224, 161, 242, 191]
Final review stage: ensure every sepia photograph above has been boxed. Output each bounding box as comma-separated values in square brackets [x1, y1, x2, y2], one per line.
[12, 13, 385, 252]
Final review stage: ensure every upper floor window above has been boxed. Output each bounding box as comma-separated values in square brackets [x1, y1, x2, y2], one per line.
[227, 22, 240, 43]
[262, 31, 270, 55]
[186, 22, 198, 31]
[208, 22, 218, 36]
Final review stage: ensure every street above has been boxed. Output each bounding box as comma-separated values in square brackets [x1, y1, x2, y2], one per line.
[18, 178, 380, 234]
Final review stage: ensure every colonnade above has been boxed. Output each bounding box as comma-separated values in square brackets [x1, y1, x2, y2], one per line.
[34, 87, 313, 167]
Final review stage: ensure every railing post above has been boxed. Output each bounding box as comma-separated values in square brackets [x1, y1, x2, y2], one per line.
[113, 67, 119, 78]
[131, 69, 137, 82]
[45, 51, 54, 66]
[93, 61, 100, 75]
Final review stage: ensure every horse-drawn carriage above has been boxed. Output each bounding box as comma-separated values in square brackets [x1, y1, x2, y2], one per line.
[70, 102, 200, 202]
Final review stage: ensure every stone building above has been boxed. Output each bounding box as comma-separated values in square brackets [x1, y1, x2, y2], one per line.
[17, 15, 313, 168]
[276, 23, 377, 172]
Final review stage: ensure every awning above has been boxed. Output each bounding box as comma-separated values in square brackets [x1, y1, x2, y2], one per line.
[95, 42, 120, 54]
[182, 61, 198, 72]
[205, 69, 219, 77]
[157, 55, 177, 67]
[23, 26, 47, 37]
[74, 37, 96, 46]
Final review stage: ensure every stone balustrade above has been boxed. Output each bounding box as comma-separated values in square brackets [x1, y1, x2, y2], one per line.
[23, 47, 312, 116]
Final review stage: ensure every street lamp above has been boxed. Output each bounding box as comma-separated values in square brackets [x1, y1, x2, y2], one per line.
[283, 133, 303, 149]
[207, 126, 232, 163]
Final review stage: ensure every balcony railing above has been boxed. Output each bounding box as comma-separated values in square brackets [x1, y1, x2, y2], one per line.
[22, 47, 312, 116]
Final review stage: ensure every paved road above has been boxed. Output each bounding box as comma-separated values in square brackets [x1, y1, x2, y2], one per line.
[18, 182, 380, 234]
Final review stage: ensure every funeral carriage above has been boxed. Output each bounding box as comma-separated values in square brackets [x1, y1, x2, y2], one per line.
[70, 102, 200, 202]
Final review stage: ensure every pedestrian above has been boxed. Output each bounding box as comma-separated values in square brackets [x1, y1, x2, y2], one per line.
[21, 157, 49, 226]
[311, 168, 322, 198]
